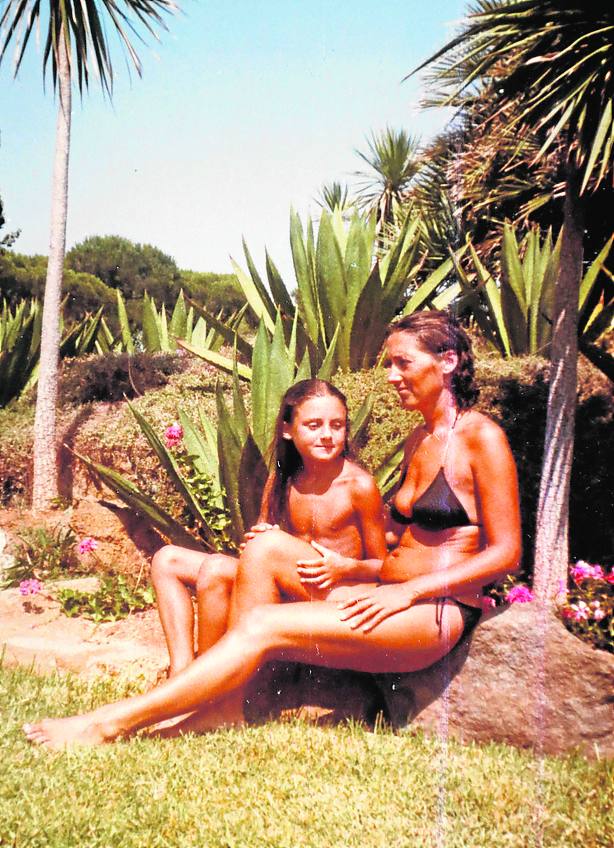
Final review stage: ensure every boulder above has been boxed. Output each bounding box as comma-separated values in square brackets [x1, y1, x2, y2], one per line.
[246, 605, 614, 757]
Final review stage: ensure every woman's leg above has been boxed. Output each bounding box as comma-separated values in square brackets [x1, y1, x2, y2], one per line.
[23, 598, 465, 748]
[150, 545, 237, 674]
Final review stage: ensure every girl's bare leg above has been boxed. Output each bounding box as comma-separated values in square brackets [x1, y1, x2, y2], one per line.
[23, 597, 465, 749]
[196, 555, 238, 653]
[150, 546, 237, 675]
[229, 530, 327, 625]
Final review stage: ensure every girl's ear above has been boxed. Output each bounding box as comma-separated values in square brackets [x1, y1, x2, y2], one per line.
[282, 424, 293, 441]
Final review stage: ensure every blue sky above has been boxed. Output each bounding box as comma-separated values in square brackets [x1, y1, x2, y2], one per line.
[0, 0, 466, 281]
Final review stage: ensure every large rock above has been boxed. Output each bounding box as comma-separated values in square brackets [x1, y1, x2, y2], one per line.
[246, 605, 614, 757]
[376, 604, 614, 757]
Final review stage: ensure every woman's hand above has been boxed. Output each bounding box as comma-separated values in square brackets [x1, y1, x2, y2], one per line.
[338, 583, 418, 632]
[240, 523, 279, 550]
[296, 541, 353, 590]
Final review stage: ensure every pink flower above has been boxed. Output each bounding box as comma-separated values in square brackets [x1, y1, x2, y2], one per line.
[592, 607, 606, 622]
[505, 585, 534, 604]
[480, 596, 496, 612]
[19, 578, 43, 596]
[570, 561, 604, 583]
[605, 573, 614, 585]
[77, 537, 98, 555]
[163, 422, 183, 449]
[569, 601, 590, 622]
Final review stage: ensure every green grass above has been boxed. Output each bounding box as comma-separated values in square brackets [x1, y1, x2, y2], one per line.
[1, 666, 612, 847]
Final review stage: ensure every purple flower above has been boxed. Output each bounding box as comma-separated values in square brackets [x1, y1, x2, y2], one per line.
[505, 585, 534, 604]
[77, 537, 98, 555]
[570, 561, 604, 583]
[163, 423, 184, 449]
[19, 578, 43, 596]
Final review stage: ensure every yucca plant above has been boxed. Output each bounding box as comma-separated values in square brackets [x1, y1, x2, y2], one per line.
[454, 225, 614, 359]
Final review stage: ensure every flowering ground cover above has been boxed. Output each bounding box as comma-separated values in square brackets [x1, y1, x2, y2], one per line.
[1, 665, 612, 847]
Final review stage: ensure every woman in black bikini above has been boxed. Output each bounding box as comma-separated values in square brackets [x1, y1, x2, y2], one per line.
[24, 310, 522, 747]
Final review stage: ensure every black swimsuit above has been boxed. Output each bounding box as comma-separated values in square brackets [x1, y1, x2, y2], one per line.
[389, 466, 472, 531]
[388, 415, 482, 624]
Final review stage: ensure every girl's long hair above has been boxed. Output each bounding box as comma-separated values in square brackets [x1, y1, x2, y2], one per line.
[263, 379, 350, 527]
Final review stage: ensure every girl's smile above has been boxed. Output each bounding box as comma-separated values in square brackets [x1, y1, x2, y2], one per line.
[283, 395, 347, 464]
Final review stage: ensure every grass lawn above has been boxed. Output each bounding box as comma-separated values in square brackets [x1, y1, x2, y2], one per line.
[1, 665, 612, 848]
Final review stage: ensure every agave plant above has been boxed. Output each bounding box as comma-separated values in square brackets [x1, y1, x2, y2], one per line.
[454, 225, 614, 358]
[77, 314, 375, 549]
[200, 208, 461, 379]
[0, 298, 118, 406]
[0, 299, 42, 406]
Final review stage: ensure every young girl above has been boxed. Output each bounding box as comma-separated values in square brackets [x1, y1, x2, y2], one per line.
[151, 379, 386, 676]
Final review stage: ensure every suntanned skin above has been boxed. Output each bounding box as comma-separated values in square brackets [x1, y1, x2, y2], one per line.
[23, 333, 522, 748]
[151, 394, 386, 676]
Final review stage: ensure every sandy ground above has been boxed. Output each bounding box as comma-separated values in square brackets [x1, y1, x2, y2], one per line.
[0, 578, 167, 682]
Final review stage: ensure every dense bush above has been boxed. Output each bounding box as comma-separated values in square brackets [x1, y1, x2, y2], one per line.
[0, 252, 117, 321]
[58, 352, 186, 406]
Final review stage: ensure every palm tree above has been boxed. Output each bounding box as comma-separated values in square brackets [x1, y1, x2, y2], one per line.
[0, 0, 176, 509]
[354, 127, 422, 237]
[410, 1, 614, 600]
[315, 181, 354, 215]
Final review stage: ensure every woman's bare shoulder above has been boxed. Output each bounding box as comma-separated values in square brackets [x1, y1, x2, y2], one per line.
[458, 409, 511, 454]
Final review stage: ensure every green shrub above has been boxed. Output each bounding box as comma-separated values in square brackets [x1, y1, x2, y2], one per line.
[57, 574, 155, 622]
[0, 524, 79, 588]
[59, 351, 185, 406]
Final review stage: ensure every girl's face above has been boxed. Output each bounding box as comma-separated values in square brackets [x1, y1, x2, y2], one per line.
[384, 331, 454, 411]
[283, 394, 347, 464]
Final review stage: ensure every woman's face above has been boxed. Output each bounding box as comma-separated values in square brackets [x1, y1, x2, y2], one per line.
[283, 394, 347, 464]
[384, 331, 450, 411]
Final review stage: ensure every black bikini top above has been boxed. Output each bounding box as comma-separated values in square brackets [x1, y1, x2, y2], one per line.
[389, 414, 473, 532]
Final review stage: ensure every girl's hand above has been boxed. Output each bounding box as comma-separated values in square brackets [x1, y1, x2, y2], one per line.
[240, 523, 279, 550]
[296, 541, 352, 590]
[337, 584, 418, 632]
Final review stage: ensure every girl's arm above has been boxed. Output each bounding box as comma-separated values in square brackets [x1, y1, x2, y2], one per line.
[296, 475, 386, 588]
[241, 475, 279, 546]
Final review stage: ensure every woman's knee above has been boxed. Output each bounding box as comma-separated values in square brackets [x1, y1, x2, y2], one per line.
[196, 555, 236, 596]
[233, 604, 281, 652]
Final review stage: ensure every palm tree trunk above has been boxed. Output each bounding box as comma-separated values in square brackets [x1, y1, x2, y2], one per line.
[32, 38, 71, 510]
[533, 162, 584, 602]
